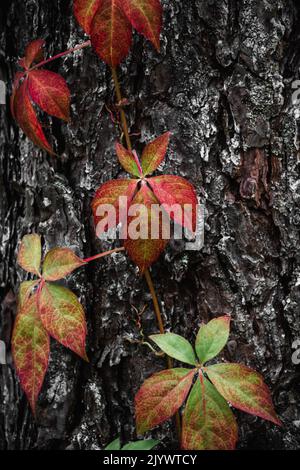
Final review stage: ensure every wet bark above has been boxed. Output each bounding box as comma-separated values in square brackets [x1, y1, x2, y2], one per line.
[1, 0, 300, 450]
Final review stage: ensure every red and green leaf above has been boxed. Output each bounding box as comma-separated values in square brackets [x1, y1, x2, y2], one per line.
[122, 0, 162, 51]
[17, 234, 42, 276]
[141, 132, 170, 176]
[205, 363, 281, 426]
[195, 316, 231, 365]
[148, 175, 198, 233]
[116, 142, 142, 177]
[124, 183, 169, 273]
[27, 70, 70, 121]
[92, 178, 137, 236]
[39, 283, 88, 361]
[135, 368, 195, 434]
[150, 333, 197, 366]
[18, 280, 39, 308]
[12, 294, 50, 414]
[42, 248, 86, 281]
[90, 0, 132, 67]
[182, 374, 238, 450]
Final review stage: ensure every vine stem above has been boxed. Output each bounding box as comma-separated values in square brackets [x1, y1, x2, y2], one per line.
[111, 66, 181, 441]
[28, 40, 91, 72]
[83, 247, 125, 263]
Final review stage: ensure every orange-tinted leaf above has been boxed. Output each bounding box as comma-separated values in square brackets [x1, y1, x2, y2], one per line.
[124, 183, 169, 273]
[148, 175, 198, 233]
[195, 316, 231, 365]
[205, 363, 281, 426]
[18, 280, 39, 308]
[12, 294, 50, 413]
[42, 248, 86, 281]
[17, 234, 42, 276]
[141, 132, 170, 176]
[116, 142, 142, 177]
[14, 79, 53, 154]
[135, 368, 195, 434]
[39, 283, 88, 361]
[23, 39, 45, 70]
[182, 375, 238, 450]
[90, 0, 132, 67]
[92, 179, 137, 237]
[122, 0, 162, 51]
[74, 0, 101, 35]
[27, 70, 70, 121]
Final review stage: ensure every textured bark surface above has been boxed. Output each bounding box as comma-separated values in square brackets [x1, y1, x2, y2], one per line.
[1, 0, 300, 450]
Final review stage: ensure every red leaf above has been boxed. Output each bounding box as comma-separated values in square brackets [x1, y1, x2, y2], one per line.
[12, 294, 50, 414]
[90, 0, 132, 67]
[135, 368, 195, 434]
[205, 363, 282, 426]
[141, 132, 170, 176]
[10, 72, 24, 119]
[42, 248, 86, 281]
[182, 375, 238, 450]
[23, 39, 45, 70]
[116, 142, 142, 177]
[148, 175, 198, 233]
[27, 70, 70, 121]
[92, 178, 137, 237]
[123, 183, 169, 273]
[14, 79, 53, 154]
[39, 283, 88, 361]
[122, 0, 162, 51]
[74, 0, 101, 35]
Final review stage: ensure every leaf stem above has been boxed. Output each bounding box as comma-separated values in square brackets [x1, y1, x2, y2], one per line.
[83, 247, 125, 263]
[111, 66, 181, 442]
[28, 40, 91, 72]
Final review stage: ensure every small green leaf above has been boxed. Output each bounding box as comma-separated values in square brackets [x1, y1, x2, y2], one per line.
[17, 234, 41, 276]
[104, 437, 121, 450]
[181, 374, 238, 450]
[150, 333, 197, 366]
[195, 316, 231, 364]
[122, 439, 159, 450]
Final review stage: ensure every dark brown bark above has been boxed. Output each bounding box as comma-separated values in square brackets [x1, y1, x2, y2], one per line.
[1, 0, 300, 450]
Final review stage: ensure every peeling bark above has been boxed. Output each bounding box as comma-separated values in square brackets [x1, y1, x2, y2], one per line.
[0, 0, 300, 450]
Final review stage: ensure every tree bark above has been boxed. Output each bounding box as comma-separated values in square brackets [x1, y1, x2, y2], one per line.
[1, 0, 300, 450]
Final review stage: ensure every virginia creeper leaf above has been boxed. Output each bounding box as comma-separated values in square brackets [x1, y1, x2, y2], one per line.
[205, 363, 282, 426]
[12, 294, 50, 414]
[104, 437, 121, 450]
[23, 39, 45, 69]
[90, 0, 132, 67]
[17, 234, 42, 276]
[150, 333, 197, 366]
[39, 283, 88, 361]
[42, 248, 86, 281]
[27, 70, 70, 121]
[182, 375, 238, 450]
[124, 183, 169, 273]
[122, 0, 162, 51]
[148, 175, 198, 233]
[141, 132, 170, 176]
[74, 0, 101, 35]
[18, 280, 39, 308]
[13, 79, 53, 154]
[116, 142, 142, 177]
[92, 179, 137, 236]
[10, 72, 24, 119]
[122, 439, 159, 450]
[195, 316, 231, 364]
[135, 368, 195, 434]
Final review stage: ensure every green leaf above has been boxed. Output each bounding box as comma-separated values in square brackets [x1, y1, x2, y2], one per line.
[42, 247, 86, 281]
[104, 437, 121, 450]
[150, 333, 197, 366]
[181, 375, 238, 450]
[205, 363, 282, 426]
[195, 316, 231, 364]
[17, 234, 41, 276]
[122, 439, 159, 450]
[135, 368, 195, 434]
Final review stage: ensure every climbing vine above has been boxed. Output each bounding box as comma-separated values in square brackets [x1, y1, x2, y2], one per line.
[10, 0, 281, 450]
